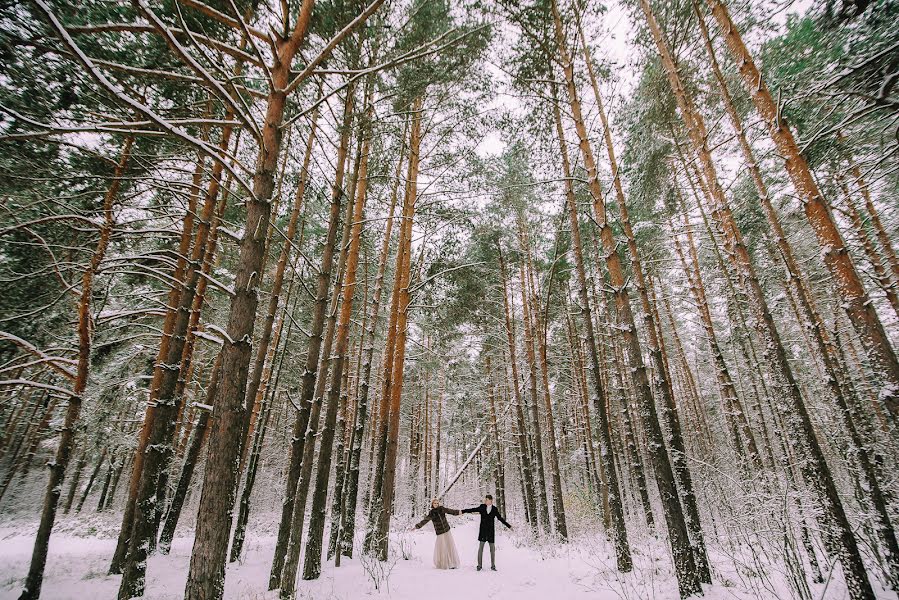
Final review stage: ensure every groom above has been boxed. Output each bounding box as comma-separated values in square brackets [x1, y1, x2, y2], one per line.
[462, 494, 512, 571]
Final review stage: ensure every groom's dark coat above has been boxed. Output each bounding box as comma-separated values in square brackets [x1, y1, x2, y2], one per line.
[461, 504, 510, 543]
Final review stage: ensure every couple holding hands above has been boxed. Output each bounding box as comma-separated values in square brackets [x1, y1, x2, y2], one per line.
[413, 494, 512, 571]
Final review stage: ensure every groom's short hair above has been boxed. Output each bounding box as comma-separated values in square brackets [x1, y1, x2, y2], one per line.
[485, 494, 493, 500]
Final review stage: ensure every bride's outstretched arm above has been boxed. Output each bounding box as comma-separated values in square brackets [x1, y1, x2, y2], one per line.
[414, 514, 432, 529]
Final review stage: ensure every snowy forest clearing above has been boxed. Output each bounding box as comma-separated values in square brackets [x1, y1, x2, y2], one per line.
[1, 0, 898, 599]
[0, 515, 878, 600]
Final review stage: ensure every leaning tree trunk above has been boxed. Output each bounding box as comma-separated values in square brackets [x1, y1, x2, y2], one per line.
[96, 453, 116, 512]
[75, 448, 107, 513]
[845, 153, 899, 286]
[702, 0, 899, 425]
[157, 356, 221, 554]
[642, 2, 875, 596]
[667, 203, 755, 464]
[676, 155, 765, 466]
[837, 179, 899, 320]
[19, 135, 132, 600]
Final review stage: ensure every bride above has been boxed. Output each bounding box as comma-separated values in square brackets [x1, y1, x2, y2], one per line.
[413, 498, 461, 569]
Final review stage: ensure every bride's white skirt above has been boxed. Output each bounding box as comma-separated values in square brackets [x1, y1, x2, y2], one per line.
[433, 531, 460, 569]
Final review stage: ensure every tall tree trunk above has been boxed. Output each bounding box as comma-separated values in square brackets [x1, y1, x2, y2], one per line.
[364, 108, 420, 554]
[374, 95, 423, 561]
[237, 174, 302, 472]
[576, 11, 708, 577]
[117, 151, 209, 597]
[552, 4, 698, 592]
[486, 356, 507, 515]
[20, 135, 132, 600]
[552, 98, 632, 573]
[497, 250, 540, 531]
[655, 283, 713, 454]
[694, 7, 899, 584]
[110, 127, 220, 576]
[667, 203, 754, 464]
[270, 84, 354, 591]
[229, 112, 318, 563]
[516, 251, 552, 533]
[643, 3, 876, 596]
[183, 7, 321, 597]
[230, 377, 275, 561]
[602, 296, 655, 532]
[435, 373, 443, 492]
[702, 0, 899, 424]
[564, 305, 605, 504]
[279, 109, 358, 593]
[336, 118, 405, 559]
[300, 99, 372, 583]
[676, 144, 765, 466]
[364, 223, 405, 552]
[522, 222, 567, 537]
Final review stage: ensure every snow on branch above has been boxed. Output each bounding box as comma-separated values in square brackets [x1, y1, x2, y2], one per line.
[204, 325, 234, 346]
[0, 378, 74, 397]
[193, 329, 225, 346]
[0, 331, 77, 381]
[284, 0, 389, 94]
[134, 0, 262, 141]
[177, 0, 270, 43]
[32, 0, 256, 198]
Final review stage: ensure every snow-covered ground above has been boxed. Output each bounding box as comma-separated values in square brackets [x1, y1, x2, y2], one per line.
[0, 513, 883, 599]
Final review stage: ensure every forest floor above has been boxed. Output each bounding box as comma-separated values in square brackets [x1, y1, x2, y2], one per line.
[0, 511, 879, 599]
